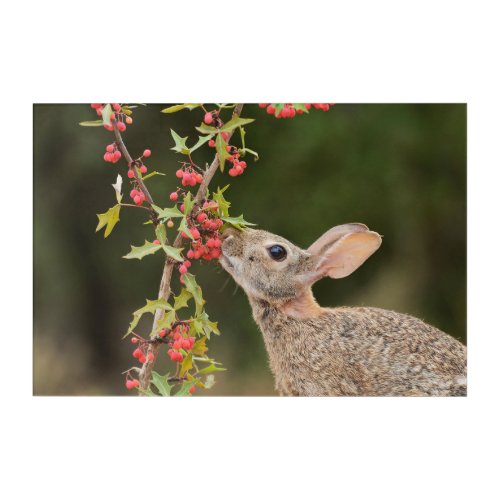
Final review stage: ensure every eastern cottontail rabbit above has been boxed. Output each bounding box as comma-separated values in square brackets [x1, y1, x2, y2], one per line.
[220, 223, 466, 396]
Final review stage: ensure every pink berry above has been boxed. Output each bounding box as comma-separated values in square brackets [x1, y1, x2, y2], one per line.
[266, 104, 276, 115]
[133, 195, 142, 204]
[131, 337, 139, 344]
[187, 249, 195, 259]
[130, 189, 138, 198]
[190, 228, 200, 240]
[188, 385, 195, 394]
[208, 139, 216, 148]
[112, 103, 121, 111]
[132, 348, 143, 359]
[170, 192, 178, 201]
[197, 212, 208, 223]
[127, 169, 135, 179]
[117, 121, 126, 132]
[143, 149, 151, 158]
[153, 239, 160, 245]
[139, 355, 147, 364]
[179, 265, 188, 274]
[204, 112, 213, 124]
[147, 353, 155, 361]
[113, 150, 122, 162]
[140, 165, 147, 174]
[176, 169, 184, 178]
[126, 379, 137, 390]
[221, 132, 230, 142]
[183, 260, 191, 268]
[106, 144, 114, 153]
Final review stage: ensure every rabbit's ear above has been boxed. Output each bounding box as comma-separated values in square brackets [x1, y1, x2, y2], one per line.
[315, 231, 382, 279]
[307, 223, 369, 255]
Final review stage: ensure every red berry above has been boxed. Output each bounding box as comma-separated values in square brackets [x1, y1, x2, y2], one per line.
[112, 103, 121, 111]
[143, 149, 151, 158]
[188, 385, 195, 394]
[117, 121, 126, 132]
[267, 104, 276, 114]
[91, 103, 102, 109]
[130, 189, 138, 198]
[133, 195, 142, 204]
[127, 169, 135, 179]
[132, 348, 143, 359]
[113, 150, 122, 162]
[204, 112, 213, 124]
[208, 139, 216, 148]
[183, 260, 191, 268]
[131, 337, 139, 344]
[187, 249, 195, 259]
[170, 192, 178, 201]
[179, 264, 188, 274]
[190, 228, 200, 240]
[221, 132, 230, 142]
[147, 353, 155, 361]
[153, 239, 160, 245]
[104, 152, 113, 162]
[258, 103, 268, 108]
[210, 248, 221, 258]
[197, 212, 208, 223]
[181, 339, 191, 350]
[228, 168, 237, 177]
[126, 379, 137, 390]
[159, 329, 167, 338]
[195, 173, 203, 184]
[140, 165, 147, 174]
[139, 355, 147, 364]
[176, 168, 184, 178]
[106, 144, 114, 153]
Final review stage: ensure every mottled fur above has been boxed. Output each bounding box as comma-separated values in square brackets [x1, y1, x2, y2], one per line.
[220, 226, 466, 396]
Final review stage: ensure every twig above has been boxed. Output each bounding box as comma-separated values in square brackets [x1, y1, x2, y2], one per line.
[137, 103, 245, 393]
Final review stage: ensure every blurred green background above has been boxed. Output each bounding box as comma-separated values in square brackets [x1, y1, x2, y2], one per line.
[33, 104, 466, 395]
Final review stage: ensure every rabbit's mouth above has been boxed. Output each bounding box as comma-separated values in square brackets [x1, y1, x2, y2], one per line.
[219, 254, 235, 270]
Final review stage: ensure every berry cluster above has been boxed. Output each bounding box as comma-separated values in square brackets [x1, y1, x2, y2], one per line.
[125, 378, 140, 390]
[103, 143, 122, 163]
[259, 103, 333, 118]
[91, 103, 132, 131]
[208, 131, 248, 177]
[163, 324, 196, 363]
[175, 162, 204, 187]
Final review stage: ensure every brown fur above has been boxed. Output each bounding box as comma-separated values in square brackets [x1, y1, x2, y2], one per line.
[220, 226, 467, 396]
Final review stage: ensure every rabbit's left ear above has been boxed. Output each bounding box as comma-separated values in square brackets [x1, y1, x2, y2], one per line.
[306, 224, 382, 280]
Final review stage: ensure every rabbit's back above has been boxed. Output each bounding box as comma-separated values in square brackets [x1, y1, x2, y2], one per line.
[252, 301, 466, 396]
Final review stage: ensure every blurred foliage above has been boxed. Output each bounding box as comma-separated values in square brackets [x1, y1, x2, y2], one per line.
[33, 104, 466, 395]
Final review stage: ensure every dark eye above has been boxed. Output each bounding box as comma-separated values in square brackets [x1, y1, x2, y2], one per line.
[268, 245, 287, 261]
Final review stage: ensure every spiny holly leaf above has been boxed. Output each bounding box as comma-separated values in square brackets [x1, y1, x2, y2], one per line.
[179, 352, 193, 377]
[79, 120, 103, 127]
[175, 380, 196, 396]
[197, 363, 226, 375]
[183, 192, 194, 217]
[190, 134, 214, 153]
[162, 104, 201, 113]
[163, 245, 184, 262]
[101, 104, 113, 126]
[151, 371, 173, 396]
[192, 336, 208, 356]
[141, 171, 166, 181]
[96, 204, 121, 238]
[183, 273, 204, 313]
[123, 240, 163, 260]
[125, 298, 173, 337]
[215, 132, 231, 172]
[170, 129, 190, 154]
[293, 103, 309, 113]
[192, 311, 219, 339]
[220, 116, 255, 132]
[195, 123, 218, 134]
[155, 224, 167, 245]
[212, 185, 231, 218]
[174, 288, 192, 310]
[222, 214, 256, 230]
[154, 309, 177, 334]
[152, 204, 183, 220]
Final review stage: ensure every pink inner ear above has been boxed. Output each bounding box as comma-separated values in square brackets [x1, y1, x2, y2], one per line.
[318, 231, 382, 279]
[308, 223, 369, 255]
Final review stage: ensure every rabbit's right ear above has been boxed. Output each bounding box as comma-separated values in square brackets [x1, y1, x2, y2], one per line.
[302, 224, 382, 283]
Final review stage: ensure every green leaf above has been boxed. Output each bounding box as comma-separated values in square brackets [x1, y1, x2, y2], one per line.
[152, 204, 183, 220]
[182, 191, 194, 217]
[79, 120, 103, 127]
[240, 147, 259, 161]
[163, 245, 184, 262]
[212, 185, 231, 218]
[222, 214, 256, 229]
[216, 132, 231, 172]
[192, 337, 208, 356]
[195, 123, 218, 134]
[123, 240, 163, 260]
[170, 129, 190, 154]
[183, 273, 204, 313]
[179, 352, 193, 377]
[138, 387, 158, 397]
[151, 371, 172, 396]
[190, 134, 214, 153]
[141, 171, 166, 181]
[101, 104, 113, 126]
[292, 103, 309, 113]
[175, 380, 197, 396]
[192, 311, 219, 339]
[274, 103, 285, 117]
[162, 104, 201, 113]
[155, 309, 177, 334]
[197, 363, 226, 375]
[220, 116, 255, 132]
[96, 204, 121, 238]
[174, 288, 192, 310]
[155, 224, 167, 245]
[125, 298, 173, 337]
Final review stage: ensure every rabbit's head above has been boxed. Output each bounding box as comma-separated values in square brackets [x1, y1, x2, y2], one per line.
[220, 223, 382, 309]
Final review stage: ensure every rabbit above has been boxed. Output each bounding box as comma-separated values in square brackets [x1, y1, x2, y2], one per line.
[219, 223, 466, 396]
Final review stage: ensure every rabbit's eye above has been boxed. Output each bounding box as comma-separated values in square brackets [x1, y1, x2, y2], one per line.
[268, 245, 287, 262]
